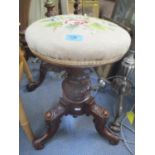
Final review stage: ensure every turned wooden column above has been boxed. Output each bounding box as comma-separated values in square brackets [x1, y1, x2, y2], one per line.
[19, 29, 34, 60]
[19, 0, 33, 60]
[44, 0, 55, 17]
[74, 0, 80, 14]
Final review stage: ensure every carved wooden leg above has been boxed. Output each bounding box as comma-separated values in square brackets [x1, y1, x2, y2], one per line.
[33, 103, 66, 150]
[86, 99, 120, 145]
[27, 62, 49, 91]
[23, 56, 33, 83]
[20, 47, 35, 83]
[94, 119, 120, 145]
[44, 0, 55, 17]
[27, 63, 65, 92]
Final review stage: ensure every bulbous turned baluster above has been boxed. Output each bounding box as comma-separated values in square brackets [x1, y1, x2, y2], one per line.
[74, 0, 80, 14]
[19, 26, 33, 60]
[19, 29, 26, 49]
[44, 0, 55, 17]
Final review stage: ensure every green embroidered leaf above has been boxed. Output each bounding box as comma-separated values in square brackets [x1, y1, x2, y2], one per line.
[46, 22, 63, 28]
[89, 23, 107, 30]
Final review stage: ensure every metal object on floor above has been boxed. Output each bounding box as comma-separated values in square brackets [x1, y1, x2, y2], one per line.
[110, 51, 135, 132]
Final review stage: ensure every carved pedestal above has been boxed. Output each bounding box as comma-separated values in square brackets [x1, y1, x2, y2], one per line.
[33, 68, 120, 150]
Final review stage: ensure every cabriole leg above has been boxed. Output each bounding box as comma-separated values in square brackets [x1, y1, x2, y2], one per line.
[33, 103, 66, 149]
[86, 99, 120, 145]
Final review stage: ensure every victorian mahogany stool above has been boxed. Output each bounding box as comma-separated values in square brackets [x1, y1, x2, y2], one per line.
[25, 14, 131, 149]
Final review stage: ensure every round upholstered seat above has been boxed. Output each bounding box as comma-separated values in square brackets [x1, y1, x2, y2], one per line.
[25, 15, 131, 67]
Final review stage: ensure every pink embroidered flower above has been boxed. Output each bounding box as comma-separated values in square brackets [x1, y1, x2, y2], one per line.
[64, 19, 88, 25]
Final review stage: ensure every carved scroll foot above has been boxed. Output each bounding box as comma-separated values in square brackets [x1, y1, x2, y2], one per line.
[33, 139, 44, 150]
[33, 103, 66, 150]
[27, 81, 40, 91]
[27, 62, 65, 92]
[87, 99, 120, 145]
[94, 119, 120, 145]
[33, 121, 60, 150]
[27, 62, 48, 92]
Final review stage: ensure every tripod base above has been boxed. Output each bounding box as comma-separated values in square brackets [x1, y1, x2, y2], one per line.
[33, 68, 120, 150]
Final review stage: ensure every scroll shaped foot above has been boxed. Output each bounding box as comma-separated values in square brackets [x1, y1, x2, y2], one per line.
[103, 128, 120, 145]
[87, 100, 120, 145]
[95, 120, 120, 145]
[27, 62, 49, 92]
[33, 103, 66, 150]
[33, 139, 44, 150]
[33, 114, 61, 150]
[27, 81, 40, 92]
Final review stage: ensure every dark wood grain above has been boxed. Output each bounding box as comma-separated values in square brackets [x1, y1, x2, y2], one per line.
[44, 0, 55, 17]
[74, 0, 80, 14]
[33, 68, 120, 149]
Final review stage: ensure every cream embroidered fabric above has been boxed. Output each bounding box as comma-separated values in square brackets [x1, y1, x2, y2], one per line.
[25, 15, 131, 65]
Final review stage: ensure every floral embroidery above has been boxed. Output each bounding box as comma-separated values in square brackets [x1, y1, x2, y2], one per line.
[40, 15, 115, 32]
[64, 18, 89, 30]
[88, 23, 108, 30]
[46, 21, 63, 28]
[65, 34, 83, 41]
[64, 19, 88, 25]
